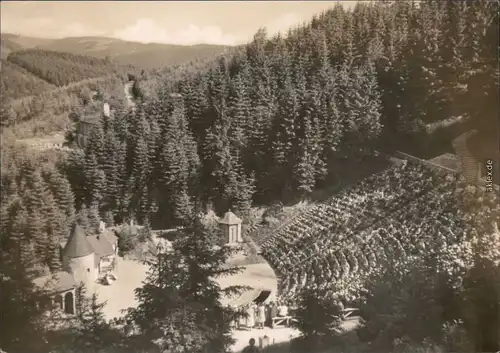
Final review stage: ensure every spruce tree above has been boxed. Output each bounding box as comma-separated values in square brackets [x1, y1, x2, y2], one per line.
[125, 215, 246, 353]
[74, 287, 117, 353]
[46, 170, 75, 228]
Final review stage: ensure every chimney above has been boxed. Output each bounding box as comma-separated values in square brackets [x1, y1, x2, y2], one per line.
[130, 219, 134, 227]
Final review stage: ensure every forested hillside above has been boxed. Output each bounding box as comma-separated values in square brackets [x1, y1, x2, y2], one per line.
[0, 46, 232, 140]
[64, 0, 497, 229]
[7, 49, 132, 87]
[0, 49, 138, 139]
[0, 59, 57, 100]
[1, 74, 130, 139]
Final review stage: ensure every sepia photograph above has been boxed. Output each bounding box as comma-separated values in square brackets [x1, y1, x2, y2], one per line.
[0, 1, 499, 353]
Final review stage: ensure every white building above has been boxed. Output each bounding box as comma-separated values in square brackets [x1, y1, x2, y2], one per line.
[218, 210, 243, 245]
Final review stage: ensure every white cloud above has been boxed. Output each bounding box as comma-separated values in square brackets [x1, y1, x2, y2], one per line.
[113, 18, 240, 46]
[112, 13, 309, 46]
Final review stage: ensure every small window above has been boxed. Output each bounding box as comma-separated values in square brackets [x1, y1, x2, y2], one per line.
[87, 268, 90, 272]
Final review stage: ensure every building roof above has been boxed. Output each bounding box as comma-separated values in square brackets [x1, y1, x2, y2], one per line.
[87, 230, 116, 258]
[63, 224, 94, 258]
[33, 271, 77, 293]
[102, 230, 118, 245]
[218, 211, 242, 225]
[61, 228, 117, 260]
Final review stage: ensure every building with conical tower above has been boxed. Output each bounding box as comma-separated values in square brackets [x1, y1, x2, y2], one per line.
[62, 223, 96, 288]
[60, 222, 118, 289]
[33, 222, 119, 315]
[218, 210, 243, 245]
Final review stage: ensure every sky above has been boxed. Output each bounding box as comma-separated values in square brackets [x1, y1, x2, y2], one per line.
[0, 1, 361, 46]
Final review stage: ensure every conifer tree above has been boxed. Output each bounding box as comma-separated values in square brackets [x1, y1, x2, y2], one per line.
[76, 205, 90, 232]
[125, 215, 245, 353]
[0, 242, 53, 353]
[42, 193, 65, 271]
[74, 286, 117, 353]
[86, 125, 105, 165]
[101, 129, 120, 215]
[46, 170, 75, 228]
[64, 149, 86, 209]
[88, 202, 101, 234]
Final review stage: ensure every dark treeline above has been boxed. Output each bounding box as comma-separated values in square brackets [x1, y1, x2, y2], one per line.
[65, 0, 497, 229]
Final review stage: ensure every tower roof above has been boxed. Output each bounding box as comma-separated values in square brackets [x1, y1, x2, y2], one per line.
[218, 210, 242, 225]
[63, 224, 94, 258]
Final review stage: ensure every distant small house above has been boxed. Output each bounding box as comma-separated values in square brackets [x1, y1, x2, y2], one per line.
[75, 102, 111, 148]
[75, 116, 100, 148]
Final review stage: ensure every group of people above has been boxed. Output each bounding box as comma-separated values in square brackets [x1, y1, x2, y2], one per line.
[231, 301, 291, 330]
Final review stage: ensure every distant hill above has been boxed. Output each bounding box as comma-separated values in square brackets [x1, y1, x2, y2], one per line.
[1, 33, 56, 58]
[1, 34, 230, 69]
[39, 36, 230, 69]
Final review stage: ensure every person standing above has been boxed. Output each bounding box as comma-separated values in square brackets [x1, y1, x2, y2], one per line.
[257, 303, 266, 329]
[270, 301, 278, 328]
[246, 303, 255, 329]
[264, 303, 271, 327]
[278, 302, 287, 317]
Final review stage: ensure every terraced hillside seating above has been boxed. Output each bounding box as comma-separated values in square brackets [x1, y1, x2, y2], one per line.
[261, 161, 441, 273]
[259, 159, 499, 305]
